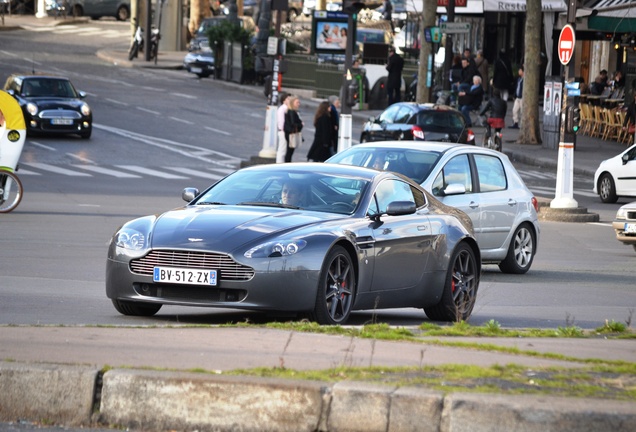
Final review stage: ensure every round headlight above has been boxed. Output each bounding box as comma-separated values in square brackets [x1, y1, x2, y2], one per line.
[26, 102, 38, 116]
[115, 229, 146, 250]
[80, 103, 91, 116]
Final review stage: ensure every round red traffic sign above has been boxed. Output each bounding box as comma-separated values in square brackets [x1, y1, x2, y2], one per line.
[558, 24, 576, 65]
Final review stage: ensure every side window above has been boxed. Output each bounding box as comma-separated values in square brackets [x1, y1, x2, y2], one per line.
[378, 104, 400, 124]
[431, 155, 473, 196]
[370, 179, 415, 215]
[474, 154, 507, 192]
[394, 106, 411, 124]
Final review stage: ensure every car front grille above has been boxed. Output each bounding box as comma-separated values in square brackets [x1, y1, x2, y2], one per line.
[39, 110, 82, 119]
[130, 250, 255, 281]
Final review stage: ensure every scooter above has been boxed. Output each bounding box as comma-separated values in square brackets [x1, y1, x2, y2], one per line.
[128, 20, 160, 62]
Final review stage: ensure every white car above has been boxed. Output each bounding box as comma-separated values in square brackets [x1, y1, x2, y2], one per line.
[593, 144, 636, 203]
[613, 201, 636, 253]
[327, 141, 540, 274]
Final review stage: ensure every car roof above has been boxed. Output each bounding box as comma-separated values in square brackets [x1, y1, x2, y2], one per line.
[388, 102, 462, 113]
[345, 141, 513, 160]
[9, 74, 69, 81]
[241, 161, 398, 182]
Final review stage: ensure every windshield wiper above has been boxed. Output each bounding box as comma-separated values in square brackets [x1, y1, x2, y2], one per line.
[238, 201, 301, 210]
[196, 201, 226, 205]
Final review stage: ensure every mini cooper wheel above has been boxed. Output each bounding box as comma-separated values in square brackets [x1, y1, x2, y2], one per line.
[309, 246, 356, 325]
[112, 299, 162, 316]
[498, 223, 535, 274]
[424, 242, 478, 322]
[598, 173, 618, 203]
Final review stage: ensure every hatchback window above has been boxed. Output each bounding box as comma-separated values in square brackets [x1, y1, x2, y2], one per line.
[416, 111, 464, 132]
[369, 179, 415, 216]
[474, 154, 507, 192]
[394, 106, 411, 124]
[431, 154, 473, 195]
[378, 104, 401, 124]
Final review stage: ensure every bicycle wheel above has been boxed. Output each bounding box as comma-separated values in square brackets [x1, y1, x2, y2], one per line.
[0, 170, 24, 213]
[128, 40, 139, 61]
[494, 135, 502, 152]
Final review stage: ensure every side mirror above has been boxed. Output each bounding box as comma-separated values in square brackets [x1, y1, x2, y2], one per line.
[368, 116, 377, 123]
[78, 91, 87, 99]
[386, 201, 416, 216]
[182, 187, 199, 202]
[441, 183, 466, 196]
[622, 153, 630, 165]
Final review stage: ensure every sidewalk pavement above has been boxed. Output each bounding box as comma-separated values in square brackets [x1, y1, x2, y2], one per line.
[2, 15, 636, 432]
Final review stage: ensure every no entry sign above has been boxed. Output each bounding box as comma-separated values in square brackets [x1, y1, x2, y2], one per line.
[558, 24, 576, 65]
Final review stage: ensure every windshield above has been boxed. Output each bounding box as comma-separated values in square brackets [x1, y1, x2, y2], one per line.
[328, 147, 442, 185]
[21, 78, 77, 98]
[193, 169, 369, 215]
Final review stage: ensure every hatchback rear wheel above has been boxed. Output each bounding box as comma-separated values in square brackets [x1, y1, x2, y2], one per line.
[498, 223, 535, 274]
[598, 173, 618, 203]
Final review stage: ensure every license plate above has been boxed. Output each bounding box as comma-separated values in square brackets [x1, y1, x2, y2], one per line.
[624, 223, 636, 234]
[153, 266, 217, 285]
[190, 67, 202, 73]
[51, 118, 73, 125]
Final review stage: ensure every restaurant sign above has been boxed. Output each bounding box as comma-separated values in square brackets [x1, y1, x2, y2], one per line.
[483, 0, 566, 12]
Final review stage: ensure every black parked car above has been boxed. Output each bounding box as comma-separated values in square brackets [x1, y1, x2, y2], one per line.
[360, 102, 475, 145]
[3, 74, 92, 139]
[183, 48, 215, 78]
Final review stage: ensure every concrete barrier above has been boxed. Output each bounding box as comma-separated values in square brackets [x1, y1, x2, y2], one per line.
[0, 361, 98, 426]
[2, 362, 636, 431]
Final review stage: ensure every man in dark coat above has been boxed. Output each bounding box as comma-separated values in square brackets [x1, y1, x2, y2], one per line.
[386, 46, 404, 106]
[492, 49, 513, 101]
[459, 56, 480, 93]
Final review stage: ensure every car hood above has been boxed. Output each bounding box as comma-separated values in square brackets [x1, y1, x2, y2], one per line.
[150, 205, 339, 251]
[28, 97, 85, 110]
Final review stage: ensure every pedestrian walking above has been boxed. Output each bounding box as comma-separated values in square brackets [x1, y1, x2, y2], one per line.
[386, 46, 404, 106]
[307, 101, 335, 162]
[511, 66, 524, 129]
[475, 50, 489, 95]
[284, 95, 303, 162]
[492, 49, 513, 102]
[328, 95, 340, 150]
[276, 93, 290, 163]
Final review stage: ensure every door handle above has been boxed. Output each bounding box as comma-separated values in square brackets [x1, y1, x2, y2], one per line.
[469, 201, 478, 209]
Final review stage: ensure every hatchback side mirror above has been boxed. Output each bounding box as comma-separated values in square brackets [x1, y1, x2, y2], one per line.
[182, 188, 199, 202]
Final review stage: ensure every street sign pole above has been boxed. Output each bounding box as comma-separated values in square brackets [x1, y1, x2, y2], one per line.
[551, 20, 578, 210]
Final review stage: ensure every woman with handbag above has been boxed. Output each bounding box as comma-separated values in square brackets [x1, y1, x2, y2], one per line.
[307, 101, 334, 162]
[284, 96, 304, 163]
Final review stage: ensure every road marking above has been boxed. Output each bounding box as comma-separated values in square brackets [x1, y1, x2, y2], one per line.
[105, 98, 129, 106]
[137, 107, 161, 115]
[28, 141, 57, 151]
[169, 117, 194, 125]
[73, 165, 142, 178]
[115, 165, 188, 179]
[530, 185, 597, 198]
[14, 168, 41, 176]
[164, 167, 225, 180]
[170, 92, 197, 99]
[22, 162, 91, 176]
[67, 153, 96, 164]
[204, 126, 231, 136]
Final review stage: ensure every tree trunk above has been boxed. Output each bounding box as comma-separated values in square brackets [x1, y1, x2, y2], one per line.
[517, 0, 542, 144]
[416, 0, 438, 103]
[188, 0, 212, 42]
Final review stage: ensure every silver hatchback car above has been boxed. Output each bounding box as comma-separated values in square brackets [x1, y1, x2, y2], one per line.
[328, 141, 540, 274]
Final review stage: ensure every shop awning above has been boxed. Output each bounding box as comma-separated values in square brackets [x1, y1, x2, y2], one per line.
[582, 0, 636, 32]
[482, 0, 566, 12]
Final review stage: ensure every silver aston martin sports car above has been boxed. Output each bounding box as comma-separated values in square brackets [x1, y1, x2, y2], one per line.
[106, 163, 481, 325]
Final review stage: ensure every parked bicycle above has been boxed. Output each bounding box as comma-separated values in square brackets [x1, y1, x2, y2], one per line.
[128, 19, 161, 63]
[0, 92, 26, 213]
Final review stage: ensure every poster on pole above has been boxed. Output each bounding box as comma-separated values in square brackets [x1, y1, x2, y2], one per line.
[544, 81, 553, 115]
[552, 82, 562, 116]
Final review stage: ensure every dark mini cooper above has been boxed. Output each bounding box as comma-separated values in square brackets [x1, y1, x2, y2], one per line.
[3, 74, 92, 139]
[360, 102, 475, 145]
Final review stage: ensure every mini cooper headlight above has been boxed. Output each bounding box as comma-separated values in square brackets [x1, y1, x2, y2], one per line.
[244, 239, 307, 258]
[115, 228, 146, 250]
[80, 103, 91, 116]
[26, 102, 38, 116]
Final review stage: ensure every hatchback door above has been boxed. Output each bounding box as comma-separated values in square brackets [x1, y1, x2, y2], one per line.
[471, 153, 517, 251]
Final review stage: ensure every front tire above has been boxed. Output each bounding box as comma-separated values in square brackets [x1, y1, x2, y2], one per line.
[598, 173, 618, 203]
[498, 223, 535, 274]
[424, 242, 478, 322]
[0, 170, 24, 213]
[128, 40, 139, 60]
[308, 246, 356, 325]
[112, 299, 162, 316]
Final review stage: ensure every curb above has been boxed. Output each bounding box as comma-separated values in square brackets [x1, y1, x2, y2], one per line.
[2, 362, 636, 431]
